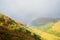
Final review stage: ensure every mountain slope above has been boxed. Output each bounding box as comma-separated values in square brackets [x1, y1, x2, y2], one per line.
[47, 20, 60, 37]
[27, 17, 60, 40]
[30, 28, 60, 40]
[25, 27, 60, 40]
[0, 13, 41, 40]
[51, 20, 60, 33]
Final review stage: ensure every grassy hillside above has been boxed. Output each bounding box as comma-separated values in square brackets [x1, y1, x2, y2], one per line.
[0, 13, 41, 40]
[28, 20, 60, 40]
[47, 21, 60, 37]
[51, 21, 60, 33]
[30, 28, 60, 40]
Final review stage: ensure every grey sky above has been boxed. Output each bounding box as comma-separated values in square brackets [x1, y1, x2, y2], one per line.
[0, 0, 60, 24]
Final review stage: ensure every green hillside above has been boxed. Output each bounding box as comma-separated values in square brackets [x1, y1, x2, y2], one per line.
[47, 21, 60, 37]
[0, 13, 41, 40]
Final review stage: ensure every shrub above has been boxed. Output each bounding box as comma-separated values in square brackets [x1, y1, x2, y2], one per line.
[33, 33, 41, 40]
[25, 30, 31, 35]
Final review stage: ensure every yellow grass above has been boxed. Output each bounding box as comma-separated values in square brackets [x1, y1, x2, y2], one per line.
[27, 27, 60, 40]
[51, 20, 60, 33]
[33, 28, 60, 40]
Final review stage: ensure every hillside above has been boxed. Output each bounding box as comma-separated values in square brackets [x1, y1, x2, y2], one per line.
[47, 21, 60, 37]
[51, 20, 60, 33]
[0, 14, 41, 40]
[25, 26, 60, 40]
[27, 17, 60, 40]
[30, 28, 60, 40]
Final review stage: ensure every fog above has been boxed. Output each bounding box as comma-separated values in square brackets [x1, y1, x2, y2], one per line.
[0, 0, 60, 24]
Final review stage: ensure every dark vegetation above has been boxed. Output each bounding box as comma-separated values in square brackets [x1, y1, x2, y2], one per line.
[33, 33, 41, 40]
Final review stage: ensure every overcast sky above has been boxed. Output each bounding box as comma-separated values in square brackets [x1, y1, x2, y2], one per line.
[0, 0, 60, 24]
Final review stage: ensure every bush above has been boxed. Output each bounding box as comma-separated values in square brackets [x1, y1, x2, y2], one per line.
[33, 33, 41, 40]
[25, 30, 31, 35]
